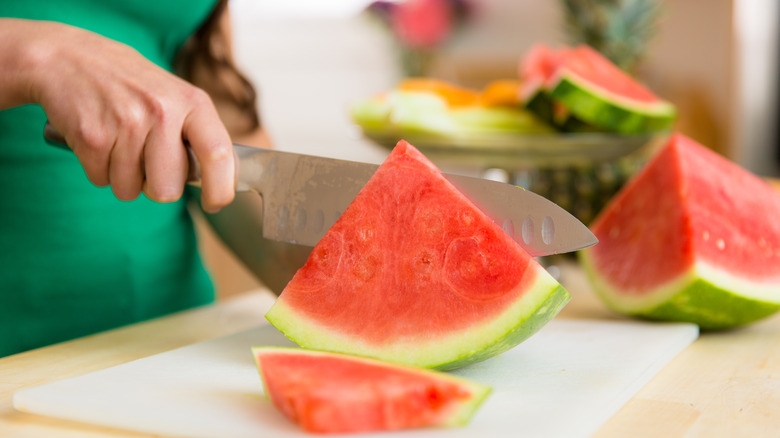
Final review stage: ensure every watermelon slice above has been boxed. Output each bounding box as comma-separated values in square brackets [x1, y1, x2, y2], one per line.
[548, 45, 676, 133]
[265, 141, 570, 369]
[252, 347, 491, 434]
[519, 43, 564, 125]
[579, 134, 780, 329]
[519, 43, 676, 134]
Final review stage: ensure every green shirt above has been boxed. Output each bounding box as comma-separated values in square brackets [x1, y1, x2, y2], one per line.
[0, 0, 219, 357]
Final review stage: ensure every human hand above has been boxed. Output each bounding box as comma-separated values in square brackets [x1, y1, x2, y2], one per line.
[2, 19, 236, 212]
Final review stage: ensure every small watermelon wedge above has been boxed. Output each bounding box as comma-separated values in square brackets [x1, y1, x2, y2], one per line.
[548, 45, 676, 134]
[265, 141, 570, 370]
[579, 133, 780, 329]
[519, 43, 676, 134]
[519, 43, 566, 126]
[252, 347, 491, 434]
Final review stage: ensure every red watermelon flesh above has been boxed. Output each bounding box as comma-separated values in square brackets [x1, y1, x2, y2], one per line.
[253, 347, 491, 434]
[580, 133, 780, 329]
[518, 44, 570, 128]
[592, 134, 780, 289]
[554, 45, 659, 105]
[265, 140, 569, 369]
[519, 43, 565, 103]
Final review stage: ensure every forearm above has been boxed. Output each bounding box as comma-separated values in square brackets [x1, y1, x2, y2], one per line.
[0, 18, 49, 110]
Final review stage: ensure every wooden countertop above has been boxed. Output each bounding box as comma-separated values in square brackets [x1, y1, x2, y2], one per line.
[1, 261, 779, 438]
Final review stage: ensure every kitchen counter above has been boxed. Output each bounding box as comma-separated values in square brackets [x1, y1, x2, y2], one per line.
[1, 261, 779, 438]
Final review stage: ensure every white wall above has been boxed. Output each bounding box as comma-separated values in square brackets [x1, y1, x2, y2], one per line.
[231, 1, 398, 165]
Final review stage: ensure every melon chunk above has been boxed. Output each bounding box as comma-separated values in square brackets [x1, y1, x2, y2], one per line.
[253, 347, 491, 434]
[520, 43, 676, 134]
[265, 140, 570, 369]
[580, 133, 780, 329]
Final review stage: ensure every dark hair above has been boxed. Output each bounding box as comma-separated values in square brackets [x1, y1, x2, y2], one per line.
[175, 0, 261, 136]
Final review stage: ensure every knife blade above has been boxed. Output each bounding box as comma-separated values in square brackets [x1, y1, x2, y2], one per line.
[43, 123, 597, 256]
[191, 145, 596, 256]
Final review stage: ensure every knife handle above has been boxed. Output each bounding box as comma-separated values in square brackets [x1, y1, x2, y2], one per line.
[43, 121, 202, 183]
[43, 121, 69, 149]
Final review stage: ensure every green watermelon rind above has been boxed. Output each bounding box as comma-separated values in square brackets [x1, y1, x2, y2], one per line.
[265, 264, 570, 370]
[522, 88, 556, 126]
[252, 346, 493, 427]
[549, 72, 677, 134]
[579, 251, 780, 330]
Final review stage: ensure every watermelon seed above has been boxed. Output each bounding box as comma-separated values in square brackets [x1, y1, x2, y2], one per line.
[357, 227, 375, 242]
[460, 211, 475, 226]
[716, 238, 725, 250]
[522, 217, 534, 245]
[542, 216, 555, 246]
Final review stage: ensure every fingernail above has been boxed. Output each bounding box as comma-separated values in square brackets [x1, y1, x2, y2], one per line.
[148, 185, 182, 204]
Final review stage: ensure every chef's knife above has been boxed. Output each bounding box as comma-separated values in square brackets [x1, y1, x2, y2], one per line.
[44, 123, 596, 256]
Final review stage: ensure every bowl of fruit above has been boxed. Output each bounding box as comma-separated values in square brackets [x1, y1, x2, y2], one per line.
[350, 43, 675, 225]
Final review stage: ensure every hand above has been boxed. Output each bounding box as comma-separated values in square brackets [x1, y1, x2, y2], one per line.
[1, 19, 236, 212]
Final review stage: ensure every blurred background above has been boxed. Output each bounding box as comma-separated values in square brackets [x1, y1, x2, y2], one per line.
[200, 0, 780, 296]
[228, 0, 778, 171]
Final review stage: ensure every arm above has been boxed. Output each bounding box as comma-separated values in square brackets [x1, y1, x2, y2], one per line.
[0, 18, 235, 212]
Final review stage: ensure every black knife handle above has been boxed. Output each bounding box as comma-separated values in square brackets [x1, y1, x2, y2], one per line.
[43, 121, 70, 150]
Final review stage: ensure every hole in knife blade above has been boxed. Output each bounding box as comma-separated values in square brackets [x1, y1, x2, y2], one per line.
[542, 216, 554, 245]
[522, 217, 534, 245]
[502, 219, 514, 239]
[278, 205, 290, 230]
[295, 208, 307, 232]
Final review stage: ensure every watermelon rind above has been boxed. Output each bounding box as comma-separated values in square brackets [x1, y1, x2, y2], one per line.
[265, 265, 570, 370]
[522, 87, 556, 126]
[549, 72, 676, 134]
[522, 83, 602, 133]
[251, 347, 493, 428]
[579, 253, 780, 330]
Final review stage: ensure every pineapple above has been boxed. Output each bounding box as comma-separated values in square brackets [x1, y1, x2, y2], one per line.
[560, 0, 661, 73]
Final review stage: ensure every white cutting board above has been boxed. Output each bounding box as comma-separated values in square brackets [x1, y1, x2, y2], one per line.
[14, 319, 698, 438]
